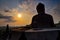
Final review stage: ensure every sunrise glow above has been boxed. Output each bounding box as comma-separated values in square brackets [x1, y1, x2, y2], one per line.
[18, 14, 22, 18]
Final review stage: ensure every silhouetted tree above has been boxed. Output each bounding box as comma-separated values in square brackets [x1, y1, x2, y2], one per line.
[3, 24, 10, 40]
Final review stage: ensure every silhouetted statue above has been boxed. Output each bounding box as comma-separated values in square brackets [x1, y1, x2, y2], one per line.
[31, 3, 55, 28]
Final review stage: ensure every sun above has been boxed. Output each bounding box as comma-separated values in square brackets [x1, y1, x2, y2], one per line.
[18, 14, 22, 18]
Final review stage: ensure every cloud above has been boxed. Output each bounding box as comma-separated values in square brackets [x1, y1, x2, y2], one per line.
[54, 5, 60, 15]
[4, 9, 11, 12]
[0, 14, 16, 22]
[54, 5, 60, 22]
[50, 5, 60, 23]
[18, 0, 38, 15]
[5, 19, 16, 22]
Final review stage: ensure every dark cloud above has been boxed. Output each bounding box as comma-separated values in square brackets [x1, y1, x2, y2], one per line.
[5, 19, 16, 22]
[4, 9, 10, 12]
[0, 14, 16, 22]
[0, 14, 11, 19]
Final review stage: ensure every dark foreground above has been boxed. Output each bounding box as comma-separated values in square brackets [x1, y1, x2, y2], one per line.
[10, 31, 58, 40]
[0, 27, 60, 40]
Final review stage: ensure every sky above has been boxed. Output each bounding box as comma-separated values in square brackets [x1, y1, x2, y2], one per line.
[0, 0, 60, 26]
